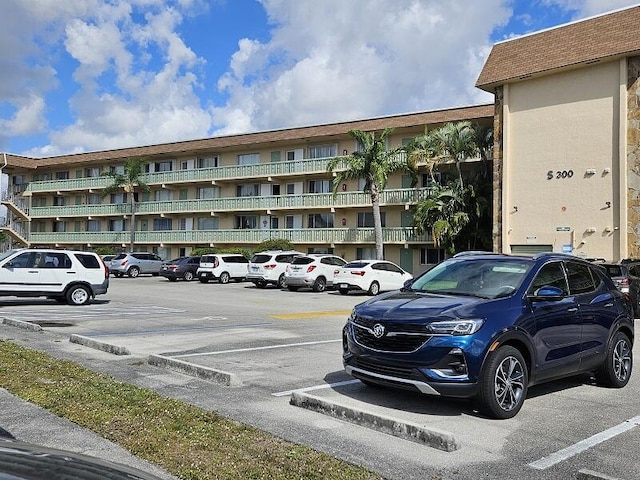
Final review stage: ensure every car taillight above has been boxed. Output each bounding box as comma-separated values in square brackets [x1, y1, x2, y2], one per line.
[120, 259, 128, 266]
[101, 259, 109, 278]
[264, 263, 276, 270]
[307, 265, 316, 273]
[351, 271, 366, 276]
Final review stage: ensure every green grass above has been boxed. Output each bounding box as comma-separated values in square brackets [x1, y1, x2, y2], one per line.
[0, 340, 380, 480]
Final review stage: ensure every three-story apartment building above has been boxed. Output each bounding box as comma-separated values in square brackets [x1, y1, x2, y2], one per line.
[1, 104, 492, 273]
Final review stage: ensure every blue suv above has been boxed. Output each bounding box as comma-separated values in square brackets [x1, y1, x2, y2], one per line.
[342, 252, 634, 419]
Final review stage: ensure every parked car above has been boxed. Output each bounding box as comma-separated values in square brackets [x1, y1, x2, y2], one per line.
[0, 248, 109, 305]
[160, 255, 201, 281]
[343, 252, 634, 419]
[334, 259, 412, 295]
[109, 252, 163, 278]
[597, 259, 640, 317]
[246, 250, 304, 288]
[101, 254, 116, 263]
[197, 253, 249, 283]
[285, 254, 347, 292]
[0, 437, 164, 479]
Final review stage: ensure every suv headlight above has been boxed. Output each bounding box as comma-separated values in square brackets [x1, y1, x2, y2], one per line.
[428, 319, 484, 335]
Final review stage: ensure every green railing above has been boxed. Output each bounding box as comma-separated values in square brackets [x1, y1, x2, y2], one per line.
[28, 227, 430, 245]
[28, 188, 431, 218]
[23, 156, 352, 193]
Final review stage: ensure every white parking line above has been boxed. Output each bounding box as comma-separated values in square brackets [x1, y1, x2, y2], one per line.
[272, 379, 361, 397]
[528, 415, 640, 470]
[171, 339, 342, 358]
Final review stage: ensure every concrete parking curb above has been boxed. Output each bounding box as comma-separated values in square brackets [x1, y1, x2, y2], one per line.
[1, 317, 43, 332]
[69, 334, 130, 355]
[147, 354, 242, 386]
[577, 469, 623, 480]
[289, 391, 460, 452]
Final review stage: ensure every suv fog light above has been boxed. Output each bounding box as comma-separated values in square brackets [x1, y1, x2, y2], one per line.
[429, 348, 469, 379]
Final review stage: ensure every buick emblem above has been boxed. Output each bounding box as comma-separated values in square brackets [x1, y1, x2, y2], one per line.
[372, 323, 385, 338]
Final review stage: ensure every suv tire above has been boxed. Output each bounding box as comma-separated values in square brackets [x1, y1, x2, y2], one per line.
[368, 281, 380, 296]
[66, 285, 91, 306]
[595, 331, 633, 388]
[219, 272, 230, 284]
[477, 346, 528, 419]
[313, 277, 326, 292]
[277, 274, 287, 289]
[128, 267, 140, 278]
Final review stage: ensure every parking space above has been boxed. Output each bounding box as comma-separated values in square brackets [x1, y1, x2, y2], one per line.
[1, 276, 639, 479]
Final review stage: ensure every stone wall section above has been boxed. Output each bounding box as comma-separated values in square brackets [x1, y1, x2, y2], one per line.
[492, 86, 504, 253]
[627, 56, 640, 257]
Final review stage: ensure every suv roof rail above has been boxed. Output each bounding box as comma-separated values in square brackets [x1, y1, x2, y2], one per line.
[453, 251, 500, 257]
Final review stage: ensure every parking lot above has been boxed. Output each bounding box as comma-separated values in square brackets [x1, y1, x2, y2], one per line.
[1, 276, 639, 480]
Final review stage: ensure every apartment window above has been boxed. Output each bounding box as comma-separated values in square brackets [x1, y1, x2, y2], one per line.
[286, 183, 295, 195]
[85, 167, 101, 177]
[87, 194, 102, 205]
[86, 220, 100, 232]
[357, 212, 386, 227]
[270, 217, 279, 229]
[33, 173, 52, 181]
[420, 248, 446, 265]
[235, 215, 258, 229]
[271, 151, 281, 162]
[285, 215, 294, 229]
[53, 221, 66, 233]
[153, 218, 173, 230]
[308, 213, 334, 228]
[197, 187, 220, 199]
[55, 171, 69, 180]
[154, 190, 173, 201]
[422, 172, 449, 187]
[53, 196, 67, 206]
[31, 221, 46, 233]
[178, 218, 187, 230]
[180, 160, 188, 170]
[356, 247, 377, 260]
[286, 151, 296, 161]
[111, 193, 126, 204]
[236, 184, 259, 197]
[155, 161, 173, 172]
[198, 217, 219, 230]
[308, 144, 336, 159]
[197, 156, 219, 168]
[308, 179, 331, 194]
[109, 165, 125, 175]
[237, 153, 259, 165]
[109, 219, 126, 232]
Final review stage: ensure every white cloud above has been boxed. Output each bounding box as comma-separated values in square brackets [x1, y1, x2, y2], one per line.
[211, 0, 510, 135]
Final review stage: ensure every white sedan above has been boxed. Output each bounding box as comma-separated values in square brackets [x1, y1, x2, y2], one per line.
[334, 259, 413, 295]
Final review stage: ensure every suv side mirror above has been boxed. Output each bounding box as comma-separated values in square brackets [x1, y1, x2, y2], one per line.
[529, 285, 564, 302]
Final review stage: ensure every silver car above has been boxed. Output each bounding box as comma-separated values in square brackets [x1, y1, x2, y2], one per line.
[109, 252, 163, 278]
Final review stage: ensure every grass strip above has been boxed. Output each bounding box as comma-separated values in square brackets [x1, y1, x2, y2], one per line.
[0, 340, 380, 480]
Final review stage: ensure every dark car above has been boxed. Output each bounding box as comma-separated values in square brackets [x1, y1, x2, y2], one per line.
[342, 252, 634, 419]
[160, 256, 201, 281]
[598, 259, 640, 317]
[0, 437, 164, 480]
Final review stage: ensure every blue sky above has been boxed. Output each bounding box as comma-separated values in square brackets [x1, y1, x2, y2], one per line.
[1, 0, 638, 158]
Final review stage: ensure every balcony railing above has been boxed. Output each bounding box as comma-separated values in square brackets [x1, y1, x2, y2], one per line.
[27, 227, 430, 245]
[23, 156, 353, 193]
[27, 188, 431, 218]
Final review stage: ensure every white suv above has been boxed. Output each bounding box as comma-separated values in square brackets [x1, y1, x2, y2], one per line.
[197, 253, 249, 284]
[247, 250, 304, 288]
[285, 254, 347, 292]
[0, 248, 109, 305]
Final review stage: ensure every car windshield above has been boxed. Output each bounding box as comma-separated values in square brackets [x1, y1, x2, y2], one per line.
[410, 258, 532, 299]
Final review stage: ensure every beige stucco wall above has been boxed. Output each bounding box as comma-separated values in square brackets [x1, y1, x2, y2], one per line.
[502, 59, 625, 259]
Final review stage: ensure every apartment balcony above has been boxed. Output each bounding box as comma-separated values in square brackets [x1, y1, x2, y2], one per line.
[28, 227, 431, 246]
[23, 157, 351, 194]
[27, 188, 431, 218]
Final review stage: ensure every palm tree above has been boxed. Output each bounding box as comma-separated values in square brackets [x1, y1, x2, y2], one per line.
[431, 121, 478, 187]
[102, 158, 150, 252]
[327, 128, 416, 260]
[412, 182, 469, 255]
[405, 129, 442, 185]
[472, 124, 494, 179]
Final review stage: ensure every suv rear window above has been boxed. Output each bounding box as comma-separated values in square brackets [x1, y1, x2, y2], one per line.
[250, 254, 271, 263]
[292, 257, 314, 265]
[602, 265, 623, 277]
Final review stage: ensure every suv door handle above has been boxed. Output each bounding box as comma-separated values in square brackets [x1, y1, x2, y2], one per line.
[604, 302, 614, 308]
[567, 307, 578, 313]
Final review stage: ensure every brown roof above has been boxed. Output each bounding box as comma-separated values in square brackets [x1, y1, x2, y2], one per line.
[476, 5, 640, 91]
[4, 104, 493, 171]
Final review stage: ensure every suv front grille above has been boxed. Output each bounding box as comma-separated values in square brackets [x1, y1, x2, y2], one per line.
[351, 316, 431, 353]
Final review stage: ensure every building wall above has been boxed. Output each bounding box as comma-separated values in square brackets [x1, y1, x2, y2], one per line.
[502, 59, 624, 259]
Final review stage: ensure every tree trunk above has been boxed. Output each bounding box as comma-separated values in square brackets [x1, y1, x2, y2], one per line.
[129, 193, 136, 252]
[371, 183, 384, 260]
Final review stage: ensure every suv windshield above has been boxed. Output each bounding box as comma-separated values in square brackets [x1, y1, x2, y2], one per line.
[411, 258, 532, 299]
